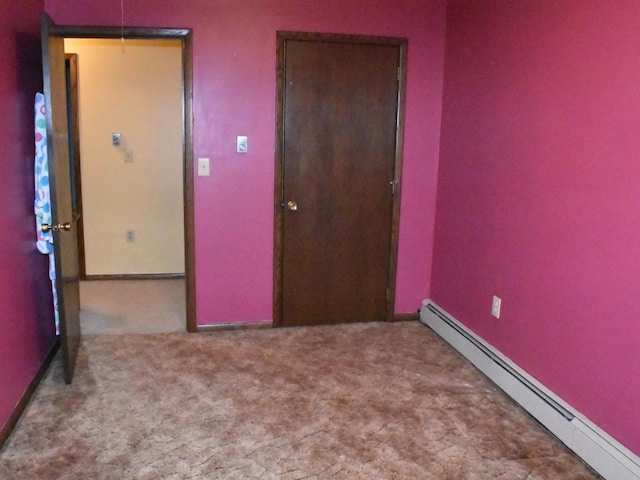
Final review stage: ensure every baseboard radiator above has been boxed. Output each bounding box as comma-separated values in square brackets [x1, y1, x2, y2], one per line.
[420, 300, 640, 480]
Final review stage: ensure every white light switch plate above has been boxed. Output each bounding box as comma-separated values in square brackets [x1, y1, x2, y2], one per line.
[198, 157, 210, 176]
[236, 136, 248, 154]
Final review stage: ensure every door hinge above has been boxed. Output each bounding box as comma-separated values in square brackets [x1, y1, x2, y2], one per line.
[386, 288, 390, 301]
[390, 180, 399, 195]
[397, 67, 401, 81]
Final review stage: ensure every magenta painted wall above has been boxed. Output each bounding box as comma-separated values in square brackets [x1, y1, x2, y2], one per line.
[434, 0, 640, 455]
[7, 0, 638, 462]
[44, 0, 447, 324]
[0, 0, 57, 437]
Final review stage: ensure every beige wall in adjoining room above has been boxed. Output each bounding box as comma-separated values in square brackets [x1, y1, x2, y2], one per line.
[65, 38, 184, 275]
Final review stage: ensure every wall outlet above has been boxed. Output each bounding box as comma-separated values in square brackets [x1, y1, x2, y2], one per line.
[491, 295, 501, 319]
[126, 230, 135, 243]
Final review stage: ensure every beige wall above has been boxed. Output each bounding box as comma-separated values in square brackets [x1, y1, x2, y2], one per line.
[64, 38, 184, 275]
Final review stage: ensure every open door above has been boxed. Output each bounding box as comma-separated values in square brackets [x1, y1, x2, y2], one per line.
[41, 13, 81, 384]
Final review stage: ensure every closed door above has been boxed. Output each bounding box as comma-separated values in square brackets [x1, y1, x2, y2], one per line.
[274, 33, 407, 327]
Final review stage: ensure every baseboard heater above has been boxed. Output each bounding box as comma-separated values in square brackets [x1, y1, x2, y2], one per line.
[420, 300, 640, 480]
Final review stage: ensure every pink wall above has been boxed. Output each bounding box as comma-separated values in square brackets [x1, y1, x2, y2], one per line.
[10, 0, 637, 461]
[0, 0, 57, 439]
[434, 0, 640, 455]
[44, 0, 446, 324]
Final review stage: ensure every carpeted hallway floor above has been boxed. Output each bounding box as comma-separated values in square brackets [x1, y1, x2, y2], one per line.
[0, 322, 599, 479]
[80, 279, 186, 335]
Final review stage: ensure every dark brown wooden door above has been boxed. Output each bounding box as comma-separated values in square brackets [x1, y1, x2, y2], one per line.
[65, 53, 86, 279]
[276, 33, 406, 327]
[41, 13, 81, 383]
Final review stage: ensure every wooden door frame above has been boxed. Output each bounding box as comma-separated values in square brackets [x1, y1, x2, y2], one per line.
[48, 23, 197, 332]
[273, 31, 408, 326]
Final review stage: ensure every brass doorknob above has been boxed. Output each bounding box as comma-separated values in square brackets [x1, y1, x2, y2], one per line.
[42, 222, 71, 232]
[286, 200, 298, 211]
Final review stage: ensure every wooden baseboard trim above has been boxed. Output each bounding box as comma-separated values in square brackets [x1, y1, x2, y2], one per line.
[83, 273, 185, 281]
[0, 337, 60, 449]
[197, 321, 273, 332]
[391, 312, 419, 322]
[199, 317, 417, 330]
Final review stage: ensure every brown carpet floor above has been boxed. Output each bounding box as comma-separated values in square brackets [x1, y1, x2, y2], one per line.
[0, 322, 599, 479]
[80, 279, 186, 335]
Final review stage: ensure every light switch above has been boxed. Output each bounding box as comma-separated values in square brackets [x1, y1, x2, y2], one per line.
[236, 136, 248, 154]
[198, 157, 210, 176]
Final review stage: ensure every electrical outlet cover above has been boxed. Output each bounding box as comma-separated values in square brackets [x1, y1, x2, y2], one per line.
[491, 295, 501, 319]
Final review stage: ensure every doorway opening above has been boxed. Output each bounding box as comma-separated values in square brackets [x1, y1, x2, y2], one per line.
[56, 25, 195, 334]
